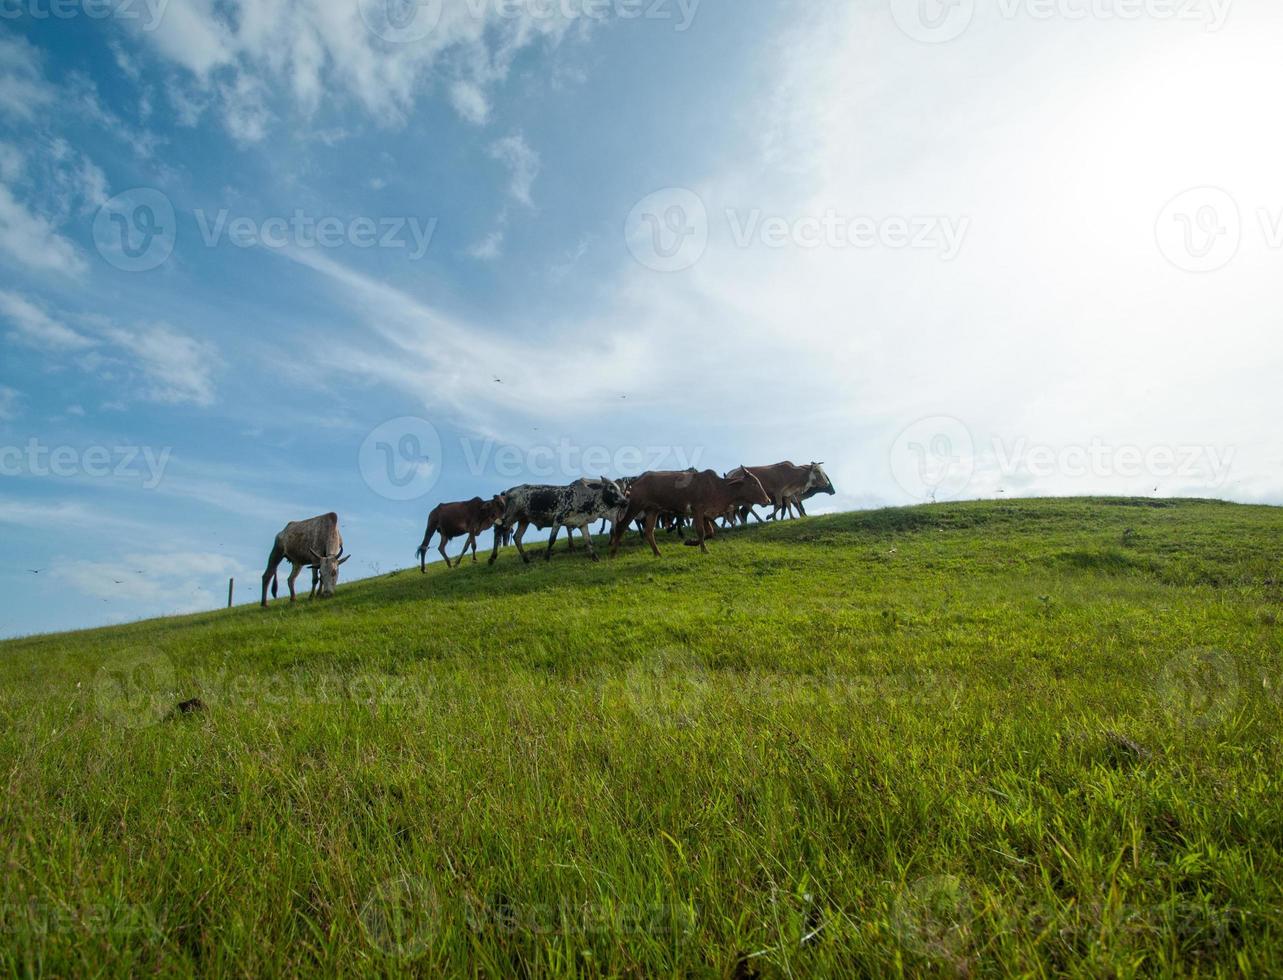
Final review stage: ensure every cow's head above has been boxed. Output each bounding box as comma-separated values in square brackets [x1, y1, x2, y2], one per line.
[591, 477, 627, 509]
[727, 465, 772, 506]
[806, 462, 836, 496]
[309, 547, 351, 598]
[485, 494, 508, 523]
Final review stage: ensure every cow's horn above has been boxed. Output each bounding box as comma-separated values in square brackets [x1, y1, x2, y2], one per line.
[309, 548, 324, 561]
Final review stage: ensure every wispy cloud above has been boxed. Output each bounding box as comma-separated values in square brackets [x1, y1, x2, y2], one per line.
[0, 290, 94, 350]
[0, 34, 56, 121]
[0, 292, 219, 406]
[0, 184, 87, 277]
[449, 80, 490, 126]
[489, 133, 540, 207]
[0, 385, 21, 421]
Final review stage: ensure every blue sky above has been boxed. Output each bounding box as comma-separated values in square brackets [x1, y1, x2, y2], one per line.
[1, 0, 1280, 637]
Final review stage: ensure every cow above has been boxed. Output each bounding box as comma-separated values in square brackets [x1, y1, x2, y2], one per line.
[598, 476, 639, 536]
[261, 512, 350, 607]
[489, 478, 627, 564]
[417, 495, 507, 571]
[726, 462, 835, 523]
[609, 468, 771, 557]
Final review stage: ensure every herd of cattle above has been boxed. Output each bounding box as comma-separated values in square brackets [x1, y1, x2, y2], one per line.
[260, 462, 835, 607]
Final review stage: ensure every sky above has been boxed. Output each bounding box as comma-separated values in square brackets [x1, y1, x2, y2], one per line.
[0, 0, 1280, 638]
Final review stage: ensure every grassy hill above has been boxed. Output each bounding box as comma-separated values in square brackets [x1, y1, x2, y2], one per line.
[1, 497, 1281, 976]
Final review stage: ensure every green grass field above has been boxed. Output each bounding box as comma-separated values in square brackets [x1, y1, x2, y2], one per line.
[2, 497, 1281, 977]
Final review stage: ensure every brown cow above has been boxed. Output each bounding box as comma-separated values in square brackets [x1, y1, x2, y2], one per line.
[417, 495, 507, 571]
[609, 468, 771, 557]
[727, 462, 835, 521]
[261, 512, 349, 607]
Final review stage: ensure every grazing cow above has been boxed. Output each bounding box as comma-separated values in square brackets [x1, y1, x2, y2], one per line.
[417, 495, 507, 571]
[261, 512, 350, 607]
[609, 468, 771, 557]
[727, 462, 835, 522]
[489, 478, 627, 564]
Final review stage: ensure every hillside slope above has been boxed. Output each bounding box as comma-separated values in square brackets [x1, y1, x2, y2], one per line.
[2, 497, 1281, 976]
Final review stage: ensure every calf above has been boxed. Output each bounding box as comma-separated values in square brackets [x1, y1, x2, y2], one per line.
[261, 512, 350, 607]
[609, 468, 770, 557]
[489, 478, 627, 564]
[417, 495, 507, 571]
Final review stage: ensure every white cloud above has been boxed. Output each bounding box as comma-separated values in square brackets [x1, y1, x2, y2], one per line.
[0, 385, 21, 421]
[220, 74, 272, 143]
[449, 80, 490, 125]
[488, 133, 540, 207]
[0, 498, 141, 530]
[0, 292, 219, 406]
[0, 34, 56, 121]
[0, 291, 92, 350]
[468, 229, 504, 261]
[0, 143, 22, 183]
[131, 0, 585, 137]
[281, 247, 650, 431]
[0, 184, 87, 277]
[100, 323, 220, 407]
[56, 551, 243, 610]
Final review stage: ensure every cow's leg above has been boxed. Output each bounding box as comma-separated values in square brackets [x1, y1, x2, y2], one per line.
[578, 524, 599, 562]
[454, 533, 476, 567]
[565, 526, 575, 552]
[309, 565, 320, 598]
[695, 511, 710, 553]
[544, 525, 561, 562]
[642, 511, 661, 557]
[514, 521, 532, 563]
[795, 496, 808, 518]
[468, 532, 480, 563]
[488, 525, 507, 565]
[438, 534, 454, 569]
[610, 507, 633, 557]
[287, 562, 303, 602]
[261, 543, 285, 607]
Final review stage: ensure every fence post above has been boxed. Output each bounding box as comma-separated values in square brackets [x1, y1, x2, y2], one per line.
[227, 578, 234, 609]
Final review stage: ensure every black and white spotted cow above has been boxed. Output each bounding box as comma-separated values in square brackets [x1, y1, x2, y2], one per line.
[489, 478, 627, 564]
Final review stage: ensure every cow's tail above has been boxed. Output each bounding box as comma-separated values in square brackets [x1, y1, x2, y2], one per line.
[417, 512, 439, 573]
[270, 571, 279, 598]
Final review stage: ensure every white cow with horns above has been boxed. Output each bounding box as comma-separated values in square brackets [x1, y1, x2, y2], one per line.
[260, 512, 350, 607]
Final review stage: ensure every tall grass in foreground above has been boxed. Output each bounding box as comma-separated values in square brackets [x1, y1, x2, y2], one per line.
[1, 498, 1281, 976]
